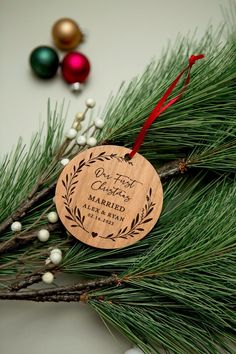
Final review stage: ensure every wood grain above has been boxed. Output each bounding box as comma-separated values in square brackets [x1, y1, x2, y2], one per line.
[55, 145, 163, 249]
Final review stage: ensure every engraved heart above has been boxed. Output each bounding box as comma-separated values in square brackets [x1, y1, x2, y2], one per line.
[91, 232, 98, 238]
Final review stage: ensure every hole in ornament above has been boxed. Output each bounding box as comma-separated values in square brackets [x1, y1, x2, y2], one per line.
[124, 153, 131, 161]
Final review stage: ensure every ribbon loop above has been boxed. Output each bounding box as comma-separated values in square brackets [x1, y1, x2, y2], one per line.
[129, 54, 204, 159]
[189, 54, 204, 66]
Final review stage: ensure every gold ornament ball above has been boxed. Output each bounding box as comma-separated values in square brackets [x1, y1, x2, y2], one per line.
[52, 18, 83, 50]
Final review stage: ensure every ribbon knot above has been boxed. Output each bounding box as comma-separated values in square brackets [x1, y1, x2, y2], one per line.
[189, 54, 204, 66]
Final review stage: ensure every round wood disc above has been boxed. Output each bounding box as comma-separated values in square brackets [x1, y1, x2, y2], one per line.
[55, 145, 163, 249]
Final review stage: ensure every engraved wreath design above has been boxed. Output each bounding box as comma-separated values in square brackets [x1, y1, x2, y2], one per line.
[61, 151, 155, 242]
[99, 187, 155, 241]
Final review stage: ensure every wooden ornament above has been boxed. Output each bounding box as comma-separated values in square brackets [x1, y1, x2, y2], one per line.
[55, 145, 163, 249]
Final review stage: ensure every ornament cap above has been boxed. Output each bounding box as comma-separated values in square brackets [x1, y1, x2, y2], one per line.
[70, 82, 81, 92]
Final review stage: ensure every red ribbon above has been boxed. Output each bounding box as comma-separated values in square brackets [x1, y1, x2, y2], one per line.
[129, 54, 204, 159]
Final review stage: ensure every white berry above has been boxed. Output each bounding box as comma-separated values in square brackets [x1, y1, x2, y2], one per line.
[72, 121, 81, 130]
[37, 229, 50, 242]
[11, 221, 22, 232]
[87, 137, 97, 147]
[94, 119, 104, 129]
[47, 211, 58, 223]
[76, 135, 87, 146]
[50, 251, 62, 265]
[75, 112, 84, 121]
[50, 248, 62, 256]
[61, 158, 70, 166]
[42, 272, 54, 284]
[124, 347, 144, 354]
[66, 128, 77, 139]
[86, 98, 96, 108]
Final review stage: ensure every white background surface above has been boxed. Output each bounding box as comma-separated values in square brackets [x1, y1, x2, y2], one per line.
[0, 1, 229, 353]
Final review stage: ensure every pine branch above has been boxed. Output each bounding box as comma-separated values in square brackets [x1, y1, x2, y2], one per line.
[0, 10, 236, 354]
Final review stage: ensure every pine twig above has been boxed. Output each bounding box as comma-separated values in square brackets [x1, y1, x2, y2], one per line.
[0, 202, 59, 254]
[0, 184, 55, 235]
[0, 292, 85, 302]
[54, 107, 88, 160]
[10, 274, 43, 292]
[9, 263, 58, 292]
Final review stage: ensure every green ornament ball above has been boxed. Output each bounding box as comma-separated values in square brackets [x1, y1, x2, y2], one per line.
[29, 46, 59, 79]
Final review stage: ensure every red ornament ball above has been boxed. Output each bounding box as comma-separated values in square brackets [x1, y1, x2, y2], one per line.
[61, 52, 90, 84]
